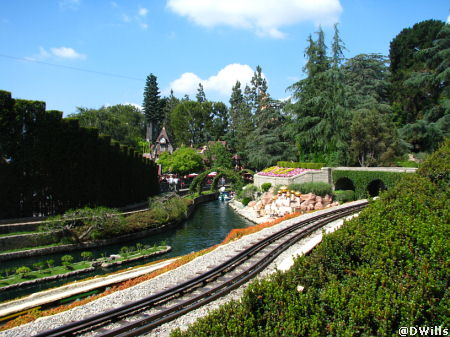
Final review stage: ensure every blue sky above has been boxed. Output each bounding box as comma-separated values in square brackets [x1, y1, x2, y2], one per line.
[0, 0, 449, 116]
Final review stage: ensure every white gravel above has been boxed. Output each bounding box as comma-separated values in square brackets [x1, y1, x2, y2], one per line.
[0, 200, 365, 337]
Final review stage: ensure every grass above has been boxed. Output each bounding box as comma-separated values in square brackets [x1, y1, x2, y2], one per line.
[0, 243, 62, 254]
[0, 261, 92, 287]
[0, 231, 42, 238]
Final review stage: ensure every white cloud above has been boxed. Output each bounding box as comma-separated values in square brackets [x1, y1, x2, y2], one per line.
[138, 7, 149, 17]
[140, 23, 149, 30]
[168, 63, 257, 97]
[50, 47, 86, 60]
[447, 15, 450, 24]
[59, 0, 81, 11]
[167, 0, 342, 38]
[29, 46, 86, 61]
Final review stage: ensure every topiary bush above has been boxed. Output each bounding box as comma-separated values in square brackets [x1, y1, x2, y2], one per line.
[333, 190, 355, 203]
[260, 182, 272, 192]
[241, 197, 252, 206]
[417, 137, 449, 188]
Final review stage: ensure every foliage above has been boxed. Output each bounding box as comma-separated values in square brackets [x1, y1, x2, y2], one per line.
[417, 137, 450, 187]
[389, 20, 449, 152]
[126, 194, 191, 231]
[333, 190, 355, 203]
[276, 161, 325, 169]
[226, 81, 253, 161]
[61, 255, 74, 264]
[260, 183, 272, 192]
[350, 108, 404, 166]
[16, 266, 32, 277]
[190, 168, 243, 194]
[287, 182, 333, 196]
[171, 172, 449, 337]
[45, 207, 126, 242]
[80, 251, 93, 261]
[143, 73, 165, 142]
[333, 170, 410, 199]
[157, 146, 204, 175]
[238, 184, 259, 201]
[241, 198, 251, 206]
[68, 104, 145, 150]
[0, 91, 159, 219]
[204, 142, 233, 169]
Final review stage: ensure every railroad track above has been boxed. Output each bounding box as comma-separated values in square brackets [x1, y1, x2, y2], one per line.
[32, 202, 367, 337]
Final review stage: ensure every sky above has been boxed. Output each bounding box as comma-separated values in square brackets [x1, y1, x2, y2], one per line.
[0, 0, 449, 116]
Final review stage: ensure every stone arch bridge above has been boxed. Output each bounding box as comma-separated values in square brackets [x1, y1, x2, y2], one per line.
[254, 167, 417, 198]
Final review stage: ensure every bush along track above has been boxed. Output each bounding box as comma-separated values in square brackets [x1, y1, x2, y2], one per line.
[170, 142, 449, 336]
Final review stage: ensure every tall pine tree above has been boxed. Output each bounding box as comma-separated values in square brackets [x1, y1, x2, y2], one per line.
[143, 73, 164, 142]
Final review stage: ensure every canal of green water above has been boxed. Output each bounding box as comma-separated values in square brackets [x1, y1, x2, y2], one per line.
[0, 200, 253, 302]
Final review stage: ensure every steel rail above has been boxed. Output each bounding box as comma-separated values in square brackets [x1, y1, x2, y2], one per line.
[32, 202, 367, 337]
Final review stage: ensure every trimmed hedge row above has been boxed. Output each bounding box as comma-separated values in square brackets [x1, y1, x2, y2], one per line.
[332, 170, 409, 199]
[0, 90, 159, 219]
[276, 161, 325, 169]
[171, 172, 449, 337]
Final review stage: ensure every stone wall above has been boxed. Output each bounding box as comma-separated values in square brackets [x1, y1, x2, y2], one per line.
[253, 168, 331, 188]
[0, 231, 63, 252]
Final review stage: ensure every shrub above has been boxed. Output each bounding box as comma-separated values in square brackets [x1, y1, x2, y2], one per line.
[61, 255, 74, 269]
[16, 266, 32, 278]
[46, 259, 55, 268]
[417, 137, 449, 188]
[287, 182, 333, 196]
[240, 184, 258, 200]
[260, 182, 272, 192]
[333, 190, 355, 203]
[32, 262, 46, 271]
[81, 251, 93, 261]
[241, 197, 252, 206]
[170, 174, 449, 337]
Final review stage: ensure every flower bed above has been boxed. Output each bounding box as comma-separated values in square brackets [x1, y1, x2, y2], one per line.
[258, 166, 318, 177]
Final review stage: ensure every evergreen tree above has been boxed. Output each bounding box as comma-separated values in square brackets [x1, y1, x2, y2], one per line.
[288, 27, 349, 164]
[227, 81, 253, 160]
[143, 74, 164, 142]
[196, 83, 207, 103]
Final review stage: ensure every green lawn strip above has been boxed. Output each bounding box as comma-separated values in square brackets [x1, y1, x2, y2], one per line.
[0, 261, 92, 287]
[0, 245, 169, 288]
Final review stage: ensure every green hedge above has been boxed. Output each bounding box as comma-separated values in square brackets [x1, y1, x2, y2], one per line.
[332, 170, 409, 199]
[333, 190, 355, 203]
[287, 182, 333, 196]
[171, 173, 449, 337]
[277, 161, 325, 169]
[0, 90, 159, 219]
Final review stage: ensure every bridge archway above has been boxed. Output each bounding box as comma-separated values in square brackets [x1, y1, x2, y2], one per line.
[190, 168, 243, 194]
[334, 177, 355, 191]
[367, 179, 386, 197]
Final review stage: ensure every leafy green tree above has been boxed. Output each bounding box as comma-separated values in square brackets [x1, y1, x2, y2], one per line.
[143, 73, 165, 142]
[246, 100, 295, 170]
[81, 251, 94, 261]
[157, 147, 204, 175]
[61, 254, 74, 269]
[205, 101, 229, 141]
[396, 22, 450, 152]
[389, 20, 445, 126]
[349, 109, 403, 166]
[169, 101, 209, 146]
[205, 142, 233, 169]
[161, 89, 180, 142]
[69, 104, 146, 150]
[16, 266, 32, 277]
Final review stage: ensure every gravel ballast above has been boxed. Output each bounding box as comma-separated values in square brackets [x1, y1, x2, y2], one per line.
[0, 200, 366, 337]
